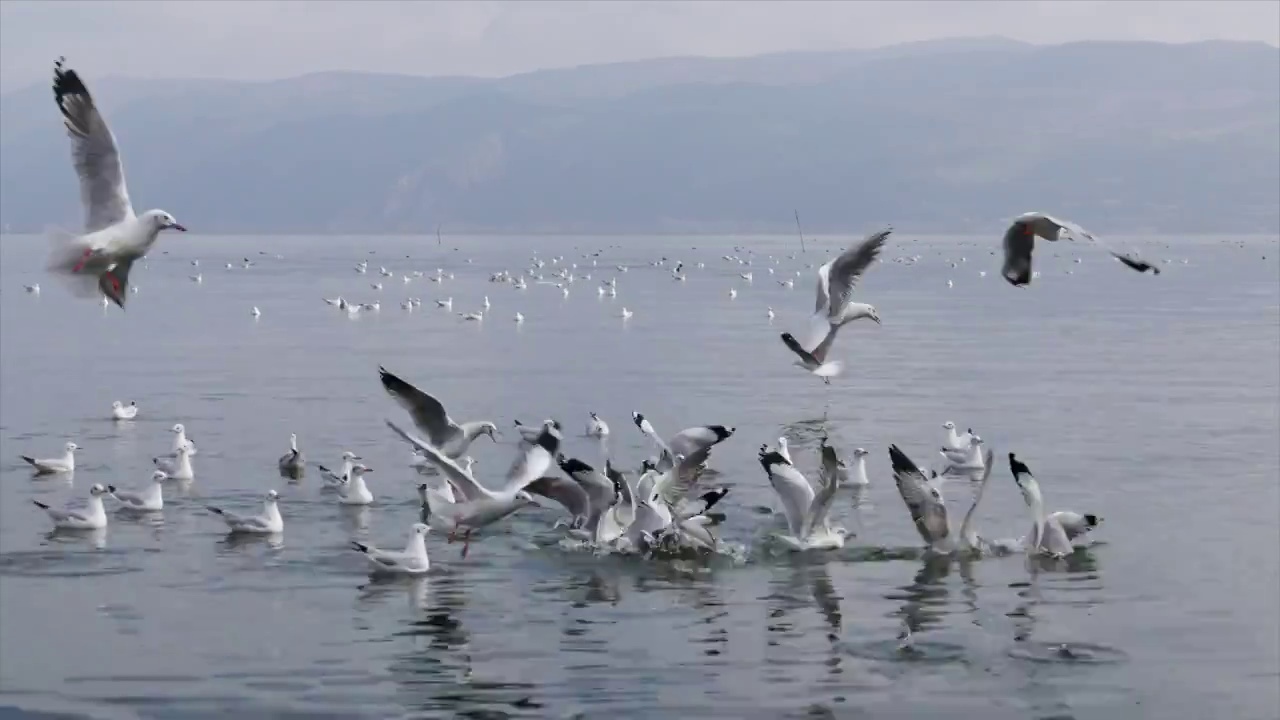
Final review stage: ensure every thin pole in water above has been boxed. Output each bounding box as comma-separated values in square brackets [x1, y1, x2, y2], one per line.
[794, 210, 806, 254]
[436, 225, 442, 246]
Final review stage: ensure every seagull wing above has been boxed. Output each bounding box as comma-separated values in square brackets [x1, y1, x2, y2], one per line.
[759, 450, 815, 538]
[813, 259, 834, 314]
[803, 445, 843, 537]
[384, 420, 492, 501]
[824, 228, 891, 320]
[780, 332, 820, 366]
[526, 476, 591, 518]
[889, 445, 950, 546]
[53, 60, 134, 232]
[958, 449, 995, 548]
[378, 367, 462, 448]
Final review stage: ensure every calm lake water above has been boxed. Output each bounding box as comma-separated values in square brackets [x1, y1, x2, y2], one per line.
[0, 233, 1277, 720]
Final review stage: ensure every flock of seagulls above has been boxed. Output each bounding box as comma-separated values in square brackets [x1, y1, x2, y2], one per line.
[22, 58, 1187, 578]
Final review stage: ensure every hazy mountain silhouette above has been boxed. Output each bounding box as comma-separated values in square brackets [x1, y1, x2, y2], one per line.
[1, 37, 1275, 234]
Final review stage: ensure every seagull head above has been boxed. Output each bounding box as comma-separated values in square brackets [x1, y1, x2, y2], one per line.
[412, 523, 431, 536]
[112, 401, 122, 409]
[148, 210, 187, 233]
[342, 451, 361, 461]
[351, 463, 372, 476]
[152, 470, 168, 482]
[172, 424, 185, 434]
[480, 422, 499, 441]
[853, 448, 869, 458]
[1085, 514, 1103, 528]
[89, 484, 108, 496]
[65, 442, 79, 453]
[866, 306, 881, 325]
[265, 489, 279, 501]
[942, 421, 956, 431]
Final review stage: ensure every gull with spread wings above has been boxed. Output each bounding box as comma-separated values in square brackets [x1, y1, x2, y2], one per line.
[379, 366, 498, 458]
[1001, 212, 1160, 287]
[779, 228, 890, 383]
[45, 58, 186, 308]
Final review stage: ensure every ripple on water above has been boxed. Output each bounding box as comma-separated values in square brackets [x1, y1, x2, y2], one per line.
[0, 548, 140, 578]
[1007, 640, 1128, 665]
[839, 636, 969, 664]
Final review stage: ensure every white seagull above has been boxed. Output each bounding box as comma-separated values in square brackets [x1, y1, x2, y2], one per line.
[21, 441, 78, 475]
[153, 444, 194, 481]
[351, 523, 432, 575]
[586, 412, 610, 438]
[318, 450, 362, 485]
[779, 228, 889, 383]
[111, 400, 138, 420]
[378, 367, 498, 458]
[384, 418, 559, 557]
[34, 483, 109, 530]
[889, 444, 996, 554]
[207, 490, 284, 534]
[757, 441, 846, 550]
[44, 59, 186, 308]
[109, 470, 166, 511]
[336, 463, 375, 506]
[1009, 453, 1082, 558]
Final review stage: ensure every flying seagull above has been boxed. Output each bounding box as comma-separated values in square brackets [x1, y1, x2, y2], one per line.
[45, 58, 186, 308]
[1001, 212, 1158, 287]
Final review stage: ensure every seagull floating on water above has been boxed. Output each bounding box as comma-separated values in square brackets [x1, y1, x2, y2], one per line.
[207, 490, 283, 534]
[110, 470, 166, 511]
[111, 400, 137, 420]
[35, 484, 109, 530]
[352, 523, 431, 575]
[278, 433, 305, 479]
[21, 442, 78, 475]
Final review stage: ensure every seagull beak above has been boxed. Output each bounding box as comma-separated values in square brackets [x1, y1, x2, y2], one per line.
[169, 223, 187, 232]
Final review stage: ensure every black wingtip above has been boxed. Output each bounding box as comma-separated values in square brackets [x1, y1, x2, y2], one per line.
[351, 541, 369, 553]
[631, 412, 645, 428]
[1008, 453, 1032, 477]
[758, 447, 789, 472]
[534, 427, 561, 455]
[33, 500, 49, 510]
[698, 488, 730, 511]
[558, 456, 595, 477]
[206, 506, 224, 516]
[20, 455, 35, 465]
[888, 445, 918, 474]
[107, 485, 116, 493]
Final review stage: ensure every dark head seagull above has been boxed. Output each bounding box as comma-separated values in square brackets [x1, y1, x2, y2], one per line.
[1000, 212, 1160, 287]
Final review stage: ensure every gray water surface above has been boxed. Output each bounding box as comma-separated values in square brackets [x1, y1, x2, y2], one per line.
[1, 234, 1277, 720]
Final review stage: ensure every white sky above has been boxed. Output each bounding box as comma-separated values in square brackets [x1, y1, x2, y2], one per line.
[1, 0, 1277, 92]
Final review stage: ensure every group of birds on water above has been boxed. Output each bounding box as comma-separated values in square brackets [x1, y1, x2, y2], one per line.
[17, 58, 1172, 578]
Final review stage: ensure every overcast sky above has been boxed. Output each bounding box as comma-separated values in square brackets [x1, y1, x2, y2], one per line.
[2, 0, 1276, 93]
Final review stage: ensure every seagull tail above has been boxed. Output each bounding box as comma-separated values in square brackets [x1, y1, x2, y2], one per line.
[20, 455, 36, 466]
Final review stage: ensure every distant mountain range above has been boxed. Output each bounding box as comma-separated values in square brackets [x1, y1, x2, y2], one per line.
[1, 37, 1276, 235]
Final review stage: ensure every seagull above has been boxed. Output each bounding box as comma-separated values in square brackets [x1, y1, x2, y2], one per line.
[317, 450, 361, 486]
[384, 418, 559, 557]
[207, 490, 284, 534]
[514, 312, 525, 324]
[109, 470, 166, 511]
[21, 442, 78, 474]
[437, 297, 452, 310]
[277, 433, 305, 479]
[110, 400, 138, 420]
[1050, 511, 1104, 542]
[379, 367, 498, 458]
[620, 308, 633, 320]
[34, 483, 109, 530]
[351, 523, 432, 575]
[548, 455, 617, 539]
[24, 283, 40, 294]
[767, 307, 774, 321]
[586, 412, 609, 438]
[890, 444, 996, 554]
[757, 443, 846, 550]
[44, 59, 186, 308]
[514, 418, 559, 445]
[251, 306, 261, 318]
[779, 228, 889, 383]
[941, 421, 971, 451]
[849, 447, 870, 486]
[189, 273, 202, 284]
[1009, 453, 1077, 558]
[630, 412, 736, 475]
[460, 311, 484, 321]
[336, 463, 375, 506]
[1001, 212, 1159, 286]
[153, 444, 194, 481]
[166, 423, 198, 457]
